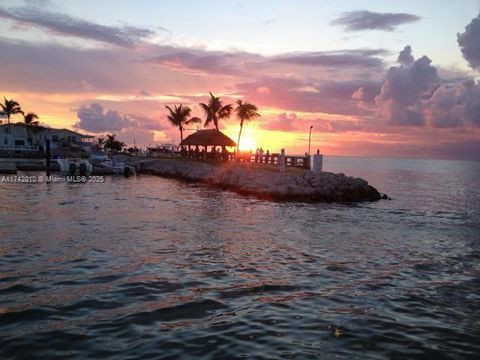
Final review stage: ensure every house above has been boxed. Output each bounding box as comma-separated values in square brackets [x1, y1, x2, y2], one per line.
[1, 123, 38, 150]
[0, 123, 94, 157]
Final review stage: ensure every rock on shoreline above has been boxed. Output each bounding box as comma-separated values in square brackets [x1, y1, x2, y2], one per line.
[143, 159, 383, 202]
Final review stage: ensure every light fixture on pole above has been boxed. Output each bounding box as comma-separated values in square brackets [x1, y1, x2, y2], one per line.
[308, 126, 313, 155]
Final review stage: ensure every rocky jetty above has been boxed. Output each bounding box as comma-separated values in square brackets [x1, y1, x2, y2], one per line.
[143, 159, 384, 202]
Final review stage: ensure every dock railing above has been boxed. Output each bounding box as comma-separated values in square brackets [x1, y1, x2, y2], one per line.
[247, 153, 310, 169]
[179, 149, 311, 169]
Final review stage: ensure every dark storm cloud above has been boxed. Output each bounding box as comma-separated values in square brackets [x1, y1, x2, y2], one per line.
[332, 10, 421, 31]
[0, 5, 156, 47]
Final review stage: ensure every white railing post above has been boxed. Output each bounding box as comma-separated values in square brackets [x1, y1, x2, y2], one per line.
[279, 148, 285, 173]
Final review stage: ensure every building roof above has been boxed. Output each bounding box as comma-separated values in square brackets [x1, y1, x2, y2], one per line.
[0, 123, 93, 138]
[180, 129, 237, 147]
[49, 128, 94, 138]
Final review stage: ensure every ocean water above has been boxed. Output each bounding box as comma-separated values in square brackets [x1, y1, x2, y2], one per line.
[0, 157, 479, 359]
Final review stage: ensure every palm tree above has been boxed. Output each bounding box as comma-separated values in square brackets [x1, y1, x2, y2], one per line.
[199, 92, 232, 131]
[235, 99, 260, 151]
[23, 112, 39, 145]
[104, 134, 125, 153]
[165, 104, 201, 143]
[0, 98, 23, 133]
[96, 137, 105, 150]
[24, 112, 39, 126]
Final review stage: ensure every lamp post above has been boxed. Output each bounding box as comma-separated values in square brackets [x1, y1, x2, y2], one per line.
[308, 126, 313, 155]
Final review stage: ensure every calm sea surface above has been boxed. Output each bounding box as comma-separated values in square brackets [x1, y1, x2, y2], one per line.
[0, 157, 479, 359]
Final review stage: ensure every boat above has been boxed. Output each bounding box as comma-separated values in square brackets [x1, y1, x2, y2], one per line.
[99, 158, 136, 176]
[56, 158, 93, 176]
[90, 153, 136, 177]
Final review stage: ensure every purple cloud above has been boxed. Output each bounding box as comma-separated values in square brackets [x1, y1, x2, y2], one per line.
[332, 10, 421, 32]
[376, 47, 441, 126]
[397, 45, 414, 66]
[425, 79, 480, 128]
[262, 113, 299, 131]
[262, 113, 363, 133]
[237, 76, 381, 115]
[75, 103, 165, 133]
[376, 46, 480, 129]
[147, 50, 248, 76]
[75, 103, 135, 132]
[0, 6, 156, 47]
[148, 48, 388, 77]
[272, 49, 385, 69]
[458, 14, 480, 69]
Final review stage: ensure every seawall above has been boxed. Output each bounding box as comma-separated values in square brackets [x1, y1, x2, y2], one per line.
[143, 159, 384, 202]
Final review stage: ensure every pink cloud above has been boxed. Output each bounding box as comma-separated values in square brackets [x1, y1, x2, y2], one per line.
[262, 113, 299, 131]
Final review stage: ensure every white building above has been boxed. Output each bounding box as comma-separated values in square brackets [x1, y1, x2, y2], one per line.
[0, 123, 94, 156]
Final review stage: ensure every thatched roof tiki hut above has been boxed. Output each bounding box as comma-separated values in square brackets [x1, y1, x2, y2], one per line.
[180, 129, 236, 161]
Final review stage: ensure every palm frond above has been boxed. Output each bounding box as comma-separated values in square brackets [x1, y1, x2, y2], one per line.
[186, 116, 202, 125]
[218, 104, 233, 119]
[235, 100, 260, 123]
[24, 112, 39, 125]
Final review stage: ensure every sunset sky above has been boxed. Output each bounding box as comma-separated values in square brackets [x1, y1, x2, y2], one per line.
[1, 0, 479, 159]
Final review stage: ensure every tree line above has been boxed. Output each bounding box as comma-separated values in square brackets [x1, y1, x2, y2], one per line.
[1, 92, 261, 152]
